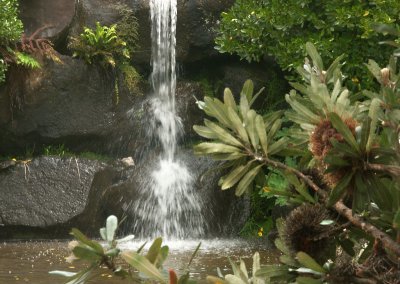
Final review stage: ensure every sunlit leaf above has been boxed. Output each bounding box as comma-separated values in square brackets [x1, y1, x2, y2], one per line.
[235, 164, 263, 196]
[296, 252, 326, 273]
[306, 42, 324, 71]
[122, 251, 166, 282]
[221, 160, 255, 190]
[146, 237, 162, 264]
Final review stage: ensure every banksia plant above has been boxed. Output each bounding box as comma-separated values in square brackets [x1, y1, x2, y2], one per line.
[283, 204, 334, 263]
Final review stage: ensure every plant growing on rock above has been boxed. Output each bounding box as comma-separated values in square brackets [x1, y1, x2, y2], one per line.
[69, 18, 141, 104]
[193, 43, 400, 283]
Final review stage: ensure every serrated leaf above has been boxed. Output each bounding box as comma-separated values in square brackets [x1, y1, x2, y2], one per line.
[122, 251, 166, 282]
[228, 106, 250, 144]
[255, 115, 268, 156]
[306, 42, 324, 71]
[204, 97, 231, 127]
[268, 137, 288, 155]
[296, 252, 326, 273]
[194, 142, 241, 155]
[239, 260, 249, 280]
[235, 164, 263, 196]
[255, 265, 289, 278]
[100, 228, 107, 241]
[245, 110, 259, 150]
[267, 118, 282, 139]
[221, 160, 255, 190]
[286, 94, 320, 124]
[240, 92, 250, 120]
[224, 88, 236, 109]
[193, 125, 218, 139]
[327, 170, 355, 207]
[249, 87, 265, 107]
[328, 112, 359, 153]
[73, 245, 101, 261]
[204, 119, 243, 147]
[325, 54, 345, 83]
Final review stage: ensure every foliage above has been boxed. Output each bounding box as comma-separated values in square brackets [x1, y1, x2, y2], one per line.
[120, 63, 142, 95]
[50, 215, 200, 284]
[0, 0, 23, 44]
[215, 0, 400, 89]
[69, 22, 129, 67]
[193, 43, 400, 282]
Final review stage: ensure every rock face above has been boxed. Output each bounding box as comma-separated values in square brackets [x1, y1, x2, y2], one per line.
[19, 0, 76, 40]
[0, 156, 104, 227]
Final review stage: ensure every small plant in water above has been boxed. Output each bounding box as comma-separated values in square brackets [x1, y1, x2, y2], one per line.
[50, 215, 200, 284]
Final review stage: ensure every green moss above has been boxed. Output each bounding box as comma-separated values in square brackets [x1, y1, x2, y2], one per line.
[120, 63, 142, 95]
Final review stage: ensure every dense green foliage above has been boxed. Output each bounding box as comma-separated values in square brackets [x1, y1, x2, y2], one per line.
[0, 0, 23, 44]
[193, 43, 400, 282]
[0, 0, 23, 83]
[216, 0, 400, 88]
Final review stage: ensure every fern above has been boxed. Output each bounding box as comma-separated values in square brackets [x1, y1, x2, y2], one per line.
[15, 52, 41, 69]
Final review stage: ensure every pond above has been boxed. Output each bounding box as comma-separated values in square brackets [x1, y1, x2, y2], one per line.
[0, 239, 279, 283]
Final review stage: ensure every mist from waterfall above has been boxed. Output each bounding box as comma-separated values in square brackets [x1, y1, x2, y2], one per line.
[130, 0, 205, 239]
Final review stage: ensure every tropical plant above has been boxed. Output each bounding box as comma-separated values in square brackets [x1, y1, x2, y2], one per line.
[70, 22, 129, 67]
[215, 0, 400, 89]
[50, 215, 200, 284]
[193, 43, 400, 283]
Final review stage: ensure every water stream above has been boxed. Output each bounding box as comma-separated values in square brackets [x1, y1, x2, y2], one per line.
[129, 0, 204, 239]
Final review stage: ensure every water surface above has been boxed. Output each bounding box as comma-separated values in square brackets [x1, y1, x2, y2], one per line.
[0, 239, 279, 283]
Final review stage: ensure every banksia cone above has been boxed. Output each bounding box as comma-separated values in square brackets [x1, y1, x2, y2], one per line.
[284, 204, 334, 263]
[310, 117, 357, 187]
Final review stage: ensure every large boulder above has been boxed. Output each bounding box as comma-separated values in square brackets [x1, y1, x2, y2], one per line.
[67, 0, 234, 64]
[0, 54, 144, 156]
[19, 0, 76, 41]
[0, 156, 104, 228]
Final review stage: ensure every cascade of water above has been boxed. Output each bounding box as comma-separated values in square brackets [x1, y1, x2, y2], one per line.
[130, 0, 205, 239]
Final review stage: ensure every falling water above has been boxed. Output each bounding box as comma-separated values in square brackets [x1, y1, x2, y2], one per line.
[130, 0, 204, 239]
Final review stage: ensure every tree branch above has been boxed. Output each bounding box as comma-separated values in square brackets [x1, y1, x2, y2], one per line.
[263, 157, 400, 257]
[365, 163, 400, 176]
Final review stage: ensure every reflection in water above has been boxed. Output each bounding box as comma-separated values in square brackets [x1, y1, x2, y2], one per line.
[0, 239, 279, 283]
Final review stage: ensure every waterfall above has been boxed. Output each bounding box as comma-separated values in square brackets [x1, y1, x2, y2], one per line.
[130, 0, 205, 239]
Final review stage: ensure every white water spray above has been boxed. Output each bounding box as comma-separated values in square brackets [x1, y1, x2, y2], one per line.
[131, 0, 204, 239]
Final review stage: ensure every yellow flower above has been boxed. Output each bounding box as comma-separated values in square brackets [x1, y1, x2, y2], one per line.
[11, 158, 17, 161]
[258, 231, 263, 237]
[363, 10, 370, 16]
[263, 187, 270, 193]
[351, 77, 359, 84]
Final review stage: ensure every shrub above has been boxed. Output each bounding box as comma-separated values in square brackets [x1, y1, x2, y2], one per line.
[193, 43, 400, 282]
[215, 0, 400, 89]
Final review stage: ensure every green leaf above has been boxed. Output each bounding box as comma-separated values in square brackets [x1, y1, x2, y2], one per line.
[327, 170, 354, 207]
[241, 79, 254, 102]
[320, 220, 334, 225]
[249, 87, 265, 107]
[194, 142, 241, 155]
[325, 54, 345, 83]
[106, 215, 118, 242]
[204, 119, 243, 147]
[255, 115, 268, 156]
[155, 246, 169, 268]
[328, 112, 359, 153]
[235, 164, 263, 196]
[206, 276, 227, 284]
[296, 276, 323, 284]
[245, 110, 259, 150]
[228, 106, 250, 144]
[72, 245, 101, 261]
[306, 42, 324, 71]
[204, 97, 231, 127]
[367, 98, 381, 152]
[100, 228, 106, 241]
[224, 275, 247, 284]
[146, 237, 162, 264]
[268, 137, 288, 155]
[193, 125, 218, 139]
[121, 251, 166, 282]
[296, 252, 326, 273]
[70, 228, 104, 254]
[240, 92, 250, 120]
[255, 265, 289, 278]
[224, 88, 237, 109]
[221, 161, 255, 190]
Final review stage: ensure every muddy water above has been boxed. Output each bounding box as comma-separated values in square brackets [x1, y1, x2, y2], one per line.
[0, 239, 279, 283]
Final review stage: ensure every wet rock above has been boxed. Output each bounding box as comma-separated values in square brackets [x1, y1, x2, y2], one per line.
[19, 0, 76, 41]
[0, 54, 143, 156]
[0, 156, 104, 228]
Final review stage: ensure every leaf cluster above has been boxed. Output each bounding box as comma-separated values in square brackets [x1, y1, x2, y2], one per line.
[215, 0, 400, 89]
[50, 215, 199, 284]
